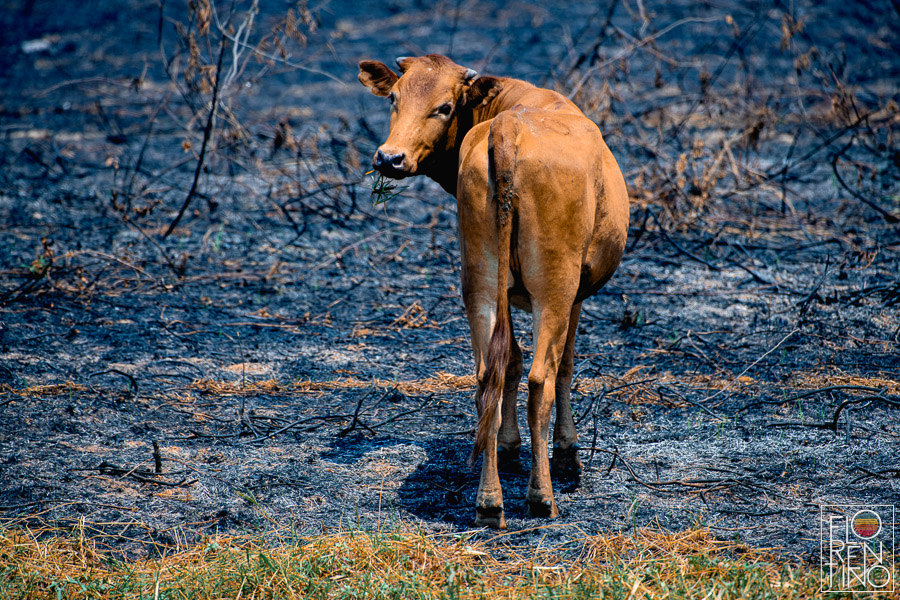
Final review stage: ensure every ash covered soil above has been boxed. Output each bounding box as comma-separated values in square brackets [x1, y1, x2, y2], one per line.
[1, 0, 899, 561]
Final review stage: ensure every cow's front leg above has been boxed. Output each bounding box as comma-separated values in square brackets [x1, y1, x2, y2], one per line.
[551, 302, 583, 481]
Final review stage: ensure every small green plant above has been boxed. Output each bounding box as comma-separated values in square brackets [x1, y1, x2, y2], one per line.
[238, 490, 259, 507]
[211, 228, 224, 254]
[24, 238, 54, 279]
[619, 307, 644, 330]
[27, 256, 51, 278]
[368, 171, 405, 205]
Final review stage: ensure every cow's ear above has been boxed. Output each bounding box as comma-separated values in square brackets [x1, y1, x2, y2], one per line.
[463, 76, 502, 108]
[358, 60, 399, 97]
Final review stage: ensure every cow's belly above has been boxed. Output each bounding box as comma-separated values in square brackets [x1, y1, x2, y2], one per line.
[505, 241, 623, 308]
[509, 288, 532, 312]
[574, 220, 628, 303]
[576, 145, 631, 303]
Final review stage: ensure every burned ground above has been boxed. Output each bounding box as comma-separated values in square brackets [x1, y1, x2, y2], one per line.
[1, 0, 898, 562]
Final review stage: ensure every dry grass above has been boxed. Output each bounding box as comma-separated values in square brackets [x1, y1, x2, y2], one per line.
[189, 371, 477, 398]
[187, 371, 681, 407]
[184, 366, 766, 408]
[0, 370, 757, 407]
[793, 371, 900, 396]
[6, 369, 889, 420]
[0, 381, 88, 397]
[0, 522, 855, 599]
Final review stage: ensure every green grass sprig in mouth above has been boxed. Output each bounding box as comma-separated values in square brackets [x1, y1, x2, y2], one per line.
[368, 170, 405, 205]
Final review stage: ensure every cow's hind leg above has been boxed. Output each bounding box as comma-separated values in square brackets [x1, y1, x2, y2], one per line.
[551, 302, 583, 481]
[498, 333, 523, 473]
[525, 296, 576, 518]
[467, 295, 508, 529]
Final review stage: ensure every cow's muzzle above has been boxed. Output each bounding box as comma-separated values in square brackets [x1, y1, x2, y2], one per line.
[373, 148, 413, 178]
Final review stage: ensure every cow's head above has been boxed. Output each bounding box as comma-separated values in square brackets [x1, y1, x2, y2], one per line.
[358, 54, 502, 179]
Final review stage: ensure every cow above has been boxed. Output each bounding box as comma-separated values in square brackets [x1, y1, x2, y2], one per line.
[358, 54, 629, 529]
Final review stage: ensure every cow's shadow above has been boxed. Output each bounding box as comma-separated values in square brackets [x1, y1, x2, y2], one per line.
[320, 434, 409, 465]
[319, 433, 480, 527]
[395, 438, 486, 527]
[322, 433, 580, 527]
[396, 439, 580, 527]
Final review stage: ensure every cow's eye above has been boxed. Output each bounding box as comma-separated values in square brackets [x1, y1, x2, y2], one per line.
[435, 103, 452, 117]
[388, 92, 396, 105]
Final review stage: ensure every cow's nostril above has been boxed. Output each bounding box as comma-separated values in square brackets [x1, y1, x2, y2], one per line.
[374, 149, 407, 172]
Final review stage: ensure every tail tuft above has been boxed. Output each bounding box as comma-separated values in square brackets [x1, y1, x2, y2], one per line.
[470, 314, 510, 463]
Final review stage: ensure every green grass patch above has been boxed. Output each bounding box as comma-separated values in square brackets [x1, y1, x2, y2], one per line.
[0, 524, 871, 599]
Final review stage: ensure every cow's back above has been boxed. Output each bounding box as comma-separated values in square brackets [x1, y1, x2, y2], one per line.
[456, 106, 629, 307]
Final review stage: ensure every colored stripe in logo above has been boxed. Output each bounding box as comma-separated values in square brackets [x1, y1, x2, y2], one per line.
[852, 511, 881, 539]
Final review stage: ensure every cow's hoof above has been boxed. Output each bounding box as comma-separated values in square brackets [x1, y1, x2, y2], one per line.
[525, 494, 558, 519]
[551, 445, 582, 481]
[475, 504, 507, 529]
[498, 447, 524, 474]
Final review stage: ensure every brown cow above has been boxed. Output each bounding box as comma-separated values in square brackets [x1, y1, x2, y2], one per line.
[359, 54, 629, 528]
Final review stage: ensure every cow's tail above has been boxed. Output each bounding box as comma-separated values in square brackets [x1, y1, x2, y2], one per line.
[471, 113, 519, 464]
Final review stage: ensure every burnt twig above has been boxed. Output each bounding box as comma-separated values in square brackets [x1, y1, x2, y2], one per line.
[704, 328, 798, 406]
[647, 208, 719, 270]
[152, 440, 163, 474]
[588, 447, 767, 495]
[848, 465, 900, 483]
[89, 369, 138, 396]
[796, 256, 831, 319]
[339, 387, 393, 437]
[831, 145, 900, 223]
[764, 391, 899, 432]
[74, 461, 196, 487]
[739, 385, 885, 412]
[828, 392, 898, 431]
[164, 31, 228, 237]
[369, 393, 434, 429]
[238, 413, 355, 444]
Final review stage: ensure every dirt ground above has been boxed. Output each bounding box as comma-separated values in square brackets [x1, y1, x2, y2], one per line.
[1, 0, 898, 562]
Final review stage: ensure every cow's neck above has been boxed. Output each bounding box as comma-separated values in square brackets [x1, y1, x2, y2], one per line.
[422, 78, 571, 197]
[423, 146, 464, 196]
[419, 102, 481, 196]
